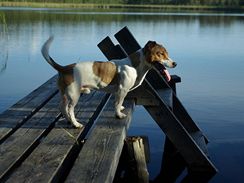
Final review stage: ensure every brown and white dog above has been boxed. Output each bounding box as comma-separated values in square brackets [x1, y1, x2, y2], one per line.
[41, 36, 177, 128]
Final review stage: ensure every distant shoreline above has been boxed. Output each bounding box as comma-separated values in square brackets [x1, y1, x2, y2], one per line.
[1, 2, 244, 12]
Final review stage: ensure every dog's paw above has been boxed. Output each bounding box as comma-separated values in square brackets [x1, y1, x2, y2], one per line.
[116, 112, 127, 119]
[120, 106, 125, 111]
[73, 122, 84, 129]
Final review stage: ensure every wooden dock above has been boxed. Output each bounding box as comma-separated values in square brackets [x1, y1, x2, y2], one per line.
[0, 27, 217, 183]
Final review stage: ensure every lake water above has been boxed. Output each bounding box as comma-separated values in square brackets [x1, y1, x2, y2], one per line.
[0, 7, 244, 182]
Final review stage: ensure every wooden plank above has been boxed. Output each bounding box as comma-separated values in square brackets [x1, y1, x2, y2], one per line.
[150, 69, 207, 132]
[146, 67, 210, 144]
[4, 91, 110, 183]
[0, 75, 58, 144]
[173, 95, 209, 143]
[155, 88, 173, 108]
[127, 87, 173, 108]
[170, 75, 181, 84]
[114, 26, 141, 55]
[0, 94, 60, 181]
[190, 131, 209, 156]
[113, 45, 127, 59]
[66, 96, 135, 183]
[146, 69, 169, 89]
[143, 80, 217, 173]
[97, 36, 116, 60]
[97, 36, 126, 60]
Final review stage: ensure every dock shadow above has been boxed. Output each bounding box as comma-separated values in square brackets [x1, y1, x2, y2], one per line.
[152, 138, 216, 183]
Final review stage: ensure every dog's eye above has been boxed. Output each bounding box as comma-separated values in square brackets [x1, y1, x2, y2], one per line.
[157, 52, 163, 56]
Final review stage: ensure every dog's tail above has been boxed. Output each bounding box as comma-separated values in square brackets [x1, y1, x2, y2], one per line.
[41, 36, 65, 72]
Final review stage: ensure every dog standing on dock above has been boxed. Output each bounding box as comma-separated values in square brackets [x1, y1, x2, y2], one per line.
[41, 37, 177, 128]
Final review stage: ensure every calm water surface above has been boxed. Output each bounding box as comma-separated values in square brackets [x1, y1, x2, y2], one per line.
[0, 7, 244, 182]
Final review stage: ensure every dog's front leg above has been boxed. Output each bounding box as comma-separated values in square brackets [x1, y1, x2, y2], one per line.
[114, 65, 137, 119]
[115, 88, 128, 119]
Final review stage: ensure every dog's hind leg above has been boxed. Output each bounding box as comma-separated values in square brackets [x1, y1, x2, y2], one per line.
[59, 93, 69, 120]
[58, 77, 71, 123]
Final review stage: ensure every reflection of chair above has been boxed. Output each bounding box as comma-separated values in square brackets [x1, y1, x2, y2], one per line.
[0, 12, 8, 74]
[0, 53, 7, 74]
[98, 26, 218, 182]
[0, 37, 8, 74]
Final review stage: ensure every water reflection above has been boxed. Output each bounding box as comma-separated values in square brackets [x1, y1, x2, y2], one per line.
[0, 11, 8, 74]
[1, 8, 244, 72]
[2, 8, 244, 29]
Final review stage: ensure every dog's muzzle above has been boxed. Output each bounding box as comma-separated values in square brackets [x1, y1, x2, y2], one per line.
[153, 62, 173, 82]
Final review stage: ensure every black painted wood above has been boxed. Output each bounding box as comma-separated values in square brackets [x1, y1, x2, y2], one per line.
[142, 80, 217, 173]
[97, 36, 126, 60]
[115, 26, 141, 55]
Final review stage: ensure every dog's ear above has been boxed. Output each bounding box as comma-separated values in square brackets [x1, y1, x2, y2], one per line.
[144, 41, 157, 51]
[144, 41, 157, 64]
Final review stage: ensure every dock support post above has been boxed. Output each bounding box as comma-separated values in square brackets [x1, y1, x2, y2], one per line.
[115, 136, 150, 183]
[128, 137, 149, 183]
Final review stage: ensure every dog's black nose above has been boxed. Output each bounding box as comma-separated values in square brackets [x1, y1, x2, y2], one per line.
[172, 62, 177, 67]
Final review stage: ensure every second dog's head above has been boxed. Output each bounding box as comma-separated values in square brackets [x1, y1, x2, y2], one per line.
[143, 41, 177, 68]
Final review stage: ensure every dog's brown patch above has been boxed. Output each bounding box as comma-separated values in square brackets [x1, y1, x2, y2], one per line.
[57, 63, 76, 94]
[143, 41, 169, 64]
[92, 61, 117, 84]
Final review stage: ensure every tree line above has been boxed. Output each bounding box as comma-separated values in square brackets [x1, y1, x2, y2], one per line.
[1, 0, 244, 6]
